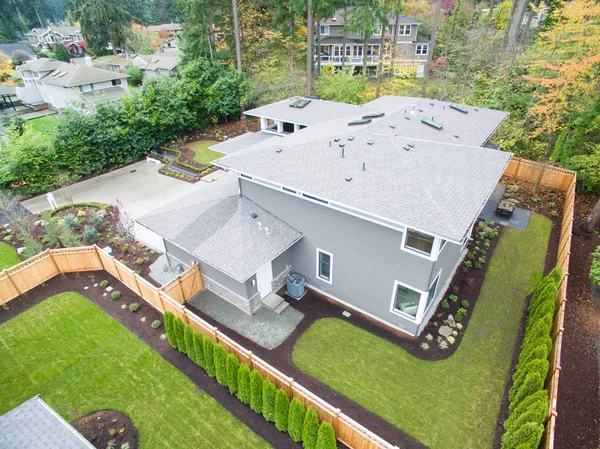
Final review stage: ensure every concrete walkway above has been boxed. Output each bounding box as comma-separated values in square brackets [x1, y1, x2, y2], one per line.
[22, 159, 232, 219]
[188, 290, 304, 350]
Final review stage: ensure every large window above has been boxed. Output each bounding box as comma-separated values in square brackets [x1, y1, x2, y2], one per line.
[416, 44, 429, 55]
[320, 25, 330, 35]
[111, 79, 122, 86]
[405, 229, 435, 256]
[393, 282, 421, 318]
[316, 248, 333, 283]
[398, 25, 411, 35]
[425, 273, 440, 312]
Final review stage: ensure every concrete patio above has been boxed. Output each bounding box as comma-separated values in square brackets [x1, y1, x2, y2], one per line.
[479, 184, 532, 231]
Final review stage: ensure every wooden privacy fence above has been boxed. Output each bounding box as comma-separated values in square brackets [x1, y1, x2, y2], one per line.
[0, 245, 398, 449]
[503, 157, 576, 449]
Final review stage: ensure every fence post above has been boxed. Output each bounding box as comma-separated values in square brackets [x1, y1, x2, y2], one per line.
[2, 269, 21, 296]
[178, 275, 185, 301]
[47, 249, 61, 274]
[112, 257, 122, 281]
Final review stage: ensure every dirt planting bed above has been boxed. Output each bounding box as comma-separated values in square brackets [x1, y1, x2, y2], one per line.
[72, 410, 139, 449]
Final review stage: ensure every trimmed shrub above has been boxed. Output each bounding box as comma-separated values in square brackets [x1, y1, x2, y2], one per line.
[164, 311, 176, 348]
[510, 359, 549, 404]
[91, 211, 104, 231]
[548, 266, 563, 284]
[111, 291, 121, 300]
[517, 344, 549, 370]
[527, 300, 555, 332]
[316, 421, 336, 449]
[504, 391, 549, 430]
[59, 225, 81, 247]
[302, 406, 320, 449]
[237, 364, 251, 404]
[129, 303, 139, 312]
[214, 343, 228, 386]
[173, 317, 186, 353]
[274, 388, 290, 432]
[99, 280, 109, 288]
[501, 421, 544, 449]
[262, 379, 277, 422]
[203, 338, 215, 377]
[151, 319, 161, 329]
[528, 281, 555, 314]
[510, 372, 545, 412]
[226, 353, 240, 394]
[288, 397, 306, 442]
[22, 234, 43, 259]
[250, 370, 263, 413]
[193, 333, 205, 368]
[83, 226, 99, 244]
[184, 325, 196, 361]
[527, 284, 558, 324]
[521, 315, 552, 351]
[63, 213, 81, 230]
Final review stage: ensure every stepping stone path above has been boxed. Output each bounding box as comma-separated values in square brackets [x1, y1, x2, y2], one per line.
[342, 311, 352, 318]
[103, 293, 107, 297]
[446, 315, 456, 328]
[94, 283, 98, 287]
[84, 286, 89, 290]
[439, 325, 453, 338]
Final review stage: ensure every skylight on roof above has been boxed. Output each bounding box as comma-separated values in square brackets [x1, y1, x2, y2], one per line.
[450, 103, 469, 113]
[362, 112, 385, 119]
[289, 98, 311, 108]
[348, 118, 372, 126]
[58, 71, 68, 77]
[421, 118, 443, 130]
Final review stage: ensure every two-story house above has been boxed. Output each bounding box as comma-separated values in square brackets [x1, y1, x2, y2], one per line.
[317, 9, 431, 77]
[25, 25, 85, 55]
[137, 96, 510, 336]
[106, 54, 179, 78]
[16, 58, 129, 109]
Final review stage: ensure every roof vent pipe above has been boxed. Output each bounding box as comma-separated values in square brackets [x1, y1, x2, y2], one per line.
[328, 141, 331, 147]
[341, 148, 345, 158]
[362, 162, 366, 171]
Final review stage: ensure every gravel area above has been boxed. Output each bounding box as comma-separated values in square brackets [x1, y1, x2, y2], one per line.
[187, 290, 304, 349]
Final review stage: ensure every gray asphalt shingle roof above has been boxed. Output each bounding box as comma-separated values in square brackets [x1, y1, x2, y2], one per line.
[209, 132, 276, 155]
[137, 181, 302, 282]
[321, 10, 421, 26]
[0, 43, 36, 58]
[0, 396, 95, 449]
[37, 60, 128, 87]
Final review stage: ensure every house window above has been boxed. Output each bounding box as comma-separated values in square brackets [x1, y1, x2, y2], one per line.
[111, 79, 122, 86]
[424, 273, 440, 313]
[416, 44, 429, 55]
[320, 25, 330, 35]
[398, 25, 411, 35]
[374, 25, 382, 35]
[316, 248, 333, 283]
[367, 44, 380, 56]
[405, 229, 434, 256]
[393, 282, 421, 318]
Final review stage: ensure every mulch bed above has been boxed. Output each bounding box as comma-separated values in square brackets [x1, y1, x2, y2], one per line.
[72, 409, 139, 449]
[554, 192, 600, 449]
[183, 117, 261, 143]
[0, 272, 317, 449]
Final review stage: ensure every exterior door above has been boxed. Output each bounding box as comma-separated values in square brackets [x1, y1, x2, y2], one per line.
[256, 262, 273, 300]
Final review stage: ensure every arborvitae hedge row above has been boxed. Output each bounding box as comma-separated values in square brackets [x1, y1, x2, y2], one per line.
[250, 370, 263, 413]
[302, 407, 320, 449]
[274, 388, 290, 432]
[164, 311, 176, 349]
[193, 332, 205, 368]
[184, 325, 195, 360]
[262, 379, 276, 422]
[214, 343, 228, 386]
[237, 364, 251, 405]
[203, 337, 215, 377]
[316, 421, 336, 449]
[226, 353, 240, 394]
[173, 317, 186, 353]
[288, 397, 306, 442]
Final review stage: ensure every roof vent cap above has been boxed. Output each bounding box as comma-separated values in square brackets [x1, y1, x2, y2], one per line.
[345, 176, 352, 182]
[367, 140, 374, 145]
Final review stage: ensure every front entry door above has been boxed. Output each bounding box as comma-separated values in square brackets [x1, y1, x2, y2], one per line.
[256, 262, 273, 300]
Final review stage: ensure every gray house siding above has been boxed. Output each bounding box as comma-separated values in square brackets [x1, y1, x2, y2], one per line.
[241, 179, 450, 335]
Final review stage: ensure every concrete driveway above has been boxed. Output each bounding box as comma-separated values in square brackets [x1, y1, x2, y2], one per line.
[21, 159, 232, 219]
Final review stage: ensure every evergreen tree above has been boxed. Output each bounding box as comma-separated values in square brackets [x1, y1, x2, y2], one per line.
[288, 397, 306, 442]
[250, 370, 263, 413]
[226, 353, 240, 394]
[302, 407, 320, 449]
[274, 388, 290, 432]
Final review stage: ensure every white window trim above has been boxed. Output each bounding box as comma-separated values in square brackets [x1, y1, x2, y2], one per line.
[401, 229, 440, 261]
[423, 270, 442, 315]
[398, 25, 411, 36]
[439, 239, 447, 253]
[390, 279, 427, 323]
[416, 44, 429, 55]
[320, 25, 330, 35]
[374, 25, 382, 35]
[316, 248, 333, 284]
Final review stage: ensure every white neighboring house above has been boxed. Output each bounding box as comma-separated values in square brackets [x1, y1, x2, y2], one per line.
[25, 25, 86, 55]
[131, 54, 179, 77]
[16, 58, 129, 110]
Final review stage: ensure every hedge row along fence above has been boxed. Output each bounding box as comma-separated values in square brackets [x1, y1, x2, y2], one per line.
[503, 157, 576, 449]
[0, 245, 398, 449]
[501, 268, 563, 448]
[164, 311, 337, 449]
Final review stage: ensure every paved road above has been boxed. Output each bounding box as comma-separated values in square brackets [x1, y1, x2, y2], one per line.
[22, 159, 232, 219]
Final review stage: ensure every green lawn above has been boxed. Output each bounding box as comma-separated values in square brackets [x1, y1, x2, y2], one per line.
[293, 213, 552, 449]
[0, 242, 20, 270]
[0, 292, 270, 449]
[27, 115, 59, 135]
[186, 140, 224, 164]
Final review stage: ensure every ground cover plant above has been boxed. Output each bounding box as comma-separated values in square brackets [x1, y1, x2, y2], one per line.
[163, 311, 337, 448]
[0, 292, 270, 449]
[292, 213, 552, 449]
[0, 242, 20, 270]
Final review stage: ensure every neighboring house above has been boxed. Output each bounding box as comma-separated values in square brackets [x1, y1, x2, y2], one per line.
[131, 54, 179, 77]
[25, 25, 85, 55]
[137, 96, 510, 336]
[0, 43, 37, 61]
[159, 37, 179, 52]
[148, 23, 183, 36]
[0, 395, 95, 449]
[16, 58, 129, 109]
[317, 9, 432, 77]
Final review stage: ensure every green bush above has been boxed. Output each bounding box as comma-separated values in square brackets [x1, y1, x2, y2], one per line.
[517, 344, 549, 370]
[42, 213, 61, 248]
[83, 226, 99, 244]
[522, 315, 552, 350]
[59, 225, 81, 247]
[193, 333, 205, 368]
[164, 311, 176, 348]
[501, 421, 544, 449]
[527, 300, 555, 331]
[510, 359, 549, 403]
[461, 300, 470, 308]
[302, 407, 320, 449]
[288, 398, 306, 442]
[173, 317, 186, 353]
[91, 211, 104, 231]
[316, 421, 336, 449]
[226, 353, 240, 394]
[509, 372, 545, 412]
[274, 388, 290, 432]
[262, 379, 277, 422]
[250, 370, 264, 413]
[184, 325, 196, 361]
[237, 364, 251, 405]
[441, 299, 449, 309]
[135, 257, 145, 265]
[21, 234, 43, 259]
[504, 391, 549, 430]
[122, 245, 129, 254]
[548, 266, 563, 284]
[151, 319, 161, 329]
[203, 338, 215, 377]
[214, 343, 228, 386]
[63, 213, 81, 230]
[129, 303, 139, 312]
[527, 283, 558, 322]
[111, 291, 121, 300]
